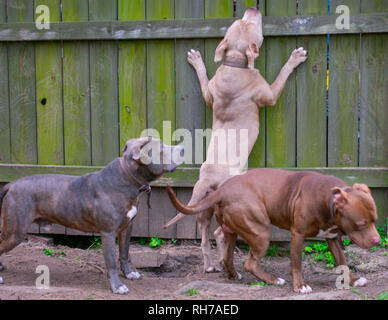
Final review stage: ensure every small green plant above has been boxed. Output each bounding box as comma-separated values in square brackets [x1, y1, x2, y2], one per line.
[377, 290, 388, 300]
[343, 239, 351, 246]
[44, 248, 54, 256]
[249, 281, 268, 287]
[87, 236, 102, 250]
[149, 234, 165, 248]
[186, 288, 198, 296]
[139, 237, 149, 245]
[302, 241, 335, 269]
[265, 245, 279, 257]
[170, 238, 178, 244]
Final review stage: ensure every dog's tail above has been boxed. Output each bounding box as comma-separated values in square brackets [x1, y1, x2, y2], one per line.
[163, 185, 221, 229]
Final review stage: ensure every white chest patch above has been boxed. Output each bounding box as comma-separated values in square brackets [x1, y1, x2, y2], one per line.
[316, 225, 338, 239]
[127, 206, 138, 220]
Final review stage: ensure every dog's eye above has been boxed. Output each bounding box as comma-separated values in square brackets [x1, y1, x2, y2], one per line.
[356, 220, 367, 229]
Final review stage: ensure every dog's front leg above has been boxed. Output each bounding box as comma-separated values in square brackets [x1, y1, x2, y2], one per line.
[326, 238, 368, 288]
[101, 232, 129, 294]
[187, 49, 213, 107]
[118, 223, 141, 280]
[290, 230, 312, 294]
[262, 47, 308, 106]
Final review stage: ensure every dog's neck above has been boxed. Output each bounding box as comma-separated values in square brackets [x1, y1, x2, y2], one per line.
[223, 59, 248, 69]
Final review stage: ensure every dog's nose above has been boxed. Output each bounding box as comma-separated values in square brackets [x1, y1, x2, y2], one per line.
[371, 235, 381, 246]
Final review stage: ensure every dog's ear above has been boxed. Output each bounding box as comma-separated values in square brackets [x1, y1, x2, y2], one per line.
[245, 43, 259, 69]
[352, 183, 371, 194]
[214, 38, 228, 63]
[331, 187, 349, 210]
[132, 137, 152, 161]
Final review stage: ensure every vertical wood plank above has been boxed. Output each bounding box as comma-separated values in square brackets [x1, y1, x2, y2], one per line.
[62, 0, 91, 166]
[296, 0, 328, 167]
[7, 0, 37, 164]
[35, 0, 63, 165]
[359, 1, 388, 167]
[146, 0, 177, 238]
[89, 0, 119, 166]
[266, 0, 296, 168]
[0, 41, 10, 163]
[175, 0, 205, 239]
[146, 0, 175, 144]
[360, 0, 388, 229]
[328, 0, 360, 167]
[118, 0, 148, 238]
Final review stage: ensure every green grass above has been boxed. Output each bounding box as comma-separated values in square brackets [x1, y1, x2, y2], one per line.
[249, 281, 268, 287]
[43, 248, 66, 259]
[186, 288, 198, 296]
[370, 218, 387, 251]
[302, 241, 335, 269]
[87, 236, 102, 250]
[377, 290, 388, 300]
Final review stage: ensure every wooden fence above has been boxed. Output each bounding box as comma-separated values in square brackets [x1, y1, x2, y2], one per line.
[0, 0, 387, 240]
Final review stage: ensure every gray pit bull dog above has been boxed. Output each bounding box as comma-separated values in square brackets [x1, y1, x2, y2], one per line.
[0, 137, 184, 294]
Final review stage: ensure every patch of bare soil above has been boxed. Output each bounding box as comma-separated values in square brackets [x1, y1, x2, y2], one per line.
[0, 238, 387, 300]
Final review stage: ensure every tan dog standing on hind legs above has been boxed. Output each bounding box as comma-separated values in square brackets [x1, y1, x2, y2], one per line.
[163, 7, 308, 273]
[165, 169, 381, 293]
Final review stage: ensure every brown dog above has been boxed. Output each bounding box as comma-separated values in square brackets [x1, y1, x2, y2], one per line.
[163, 7, 308, 273]
[166, 169, 381, 293]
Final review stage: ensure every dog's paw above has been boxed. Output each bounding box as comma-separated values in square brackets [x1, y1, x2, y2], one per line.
[353, 277, 368, 287]
[126, 271, 142, 280]
[0, 276, 3, 284]
[276, 278, 286, 286]
[112, 284, 129, 295]
[187, 49, 204, 68]
[289, 47, 308, 68]
[295, 284, 313, 294]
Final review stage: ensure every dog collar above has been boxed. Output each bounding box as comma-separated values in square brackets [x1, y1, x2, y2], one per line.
[223, 59, 249, 69]
[119, 158, 152, 209]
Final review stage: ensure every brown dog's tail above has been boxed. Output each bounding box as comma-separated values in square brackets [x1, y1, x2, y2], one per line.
[0, 184, 9, 215]
[163, 186, 221, 229]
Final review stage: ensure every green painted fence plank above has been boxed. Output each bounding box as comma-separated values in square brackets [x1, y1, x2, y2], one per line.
[371, 188, 388, 228]
[265, 0, 296, 168]
[0, 0, 5, 23]
[296, 0, 328, 167]
[328, 1, 360, 168]
[175, 0, 205, 240]
[62, 0, 91, 166]
[89, 1, 119, 166]
[146, 0, 176, 239]
[7, 0, 36, 164]
[146, 0, 175, 143]
[35, 0, 63, 165]
[359, 0, 388, 167]
[118, 0, 147, 151]
[118, 0, 148, 238]
[0, 41, 9, 163]
[361, 0, 388, 13]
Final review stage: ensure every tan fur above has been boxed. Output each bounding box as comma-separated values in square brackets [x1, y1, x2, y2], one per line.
[163, 8, 308, 272]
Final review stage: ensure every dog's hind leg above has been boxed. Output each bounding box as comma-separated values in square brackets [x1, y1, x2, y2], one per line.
[223, 232, 240, 280]
[197, 207, 217, 273]
[214, 226, 225, 272]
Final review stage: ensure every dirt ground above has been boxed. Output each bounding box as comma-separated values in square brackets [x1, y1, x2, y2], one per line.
[0, 237, 387, 300]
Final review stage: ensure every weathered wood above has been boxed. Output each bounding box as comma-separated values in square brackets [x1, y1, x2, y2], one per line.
[89, 1, 119, 166]
[0, 0, 5, 23]
[149, 187, 177, 239]
[2, 13, 388, 41]
[370, 188, 388, 227]
[296, 1, 328, 167]
[62, 0, 91, 166]
[35, 0, 63, 165]
[265, 0, 296, 168]
[7, 0, 37, 164]
[174, 0, 204, 240]
[327, 34, 360, 167]
[147, 0, 176, 239]
[175, 0, 205, 167]
[146, 0, 175, 144]
[359, 1, 388, 167]
[1, 164, 388, 188]
[118, 1, 147, 150]
[0, 41, 10, 163]
[118, 0, 149, 238]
